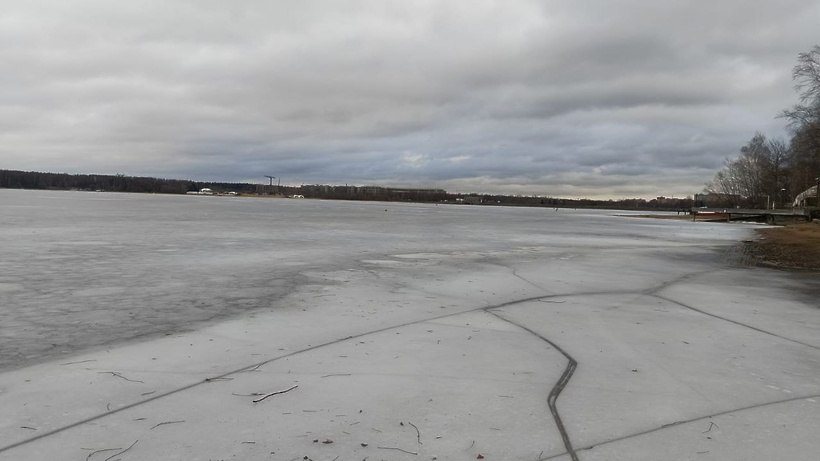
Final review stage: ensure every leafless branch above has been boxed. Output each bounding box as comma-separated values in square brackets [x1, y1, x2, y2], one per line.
[243, 363, 265, 373]
[377, 446, 418, 455]
[408, 421, 422, 444]
[85, 447, 121, 461]
[61, 359, 97, 366]
[252, 385, 298, 403]
[103, 440, 138, 461]
[151, 420, 185, 430]
[702, 421, 719, 433]
[98, 372, 144, 383]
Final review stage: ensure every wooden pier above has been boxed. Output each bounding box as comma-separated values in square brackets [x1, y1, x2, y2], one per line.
[691, 208, 812, 223]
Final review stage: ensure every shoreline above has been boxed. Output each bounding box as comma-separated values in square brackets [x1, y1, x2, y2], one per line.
[636, 213, 820, 271]
[747, 222, 820, 271]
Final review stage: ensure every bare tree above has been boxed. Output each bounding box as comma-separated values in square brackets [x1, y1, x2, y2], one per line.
[781, 46, 820, 192]
[766, 137, 790, 204]
[706, 133, 792, 207]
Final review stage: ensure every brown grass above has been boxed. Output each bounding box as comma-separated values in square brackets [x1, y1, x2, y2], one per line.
[749, 222, 820, 270]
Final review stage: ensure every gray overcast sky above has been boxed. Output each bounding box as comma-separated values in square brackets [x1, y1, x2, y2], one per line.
[2, 0, 818, 198]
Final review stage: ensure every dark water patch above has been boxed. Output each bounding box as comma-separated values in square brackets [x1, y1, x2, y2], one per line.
[0, 271, 306, 373]
[722, 241, 759, 268]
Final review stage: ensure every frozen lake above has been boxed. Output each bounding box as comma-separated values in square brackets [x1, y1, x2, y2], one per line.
[0, 189, 748, 371]
[2, 189, 819, 460]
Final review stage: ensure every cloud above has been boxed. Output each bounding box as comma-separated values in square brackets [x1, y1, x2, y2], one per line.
[1, 0, 818, 198]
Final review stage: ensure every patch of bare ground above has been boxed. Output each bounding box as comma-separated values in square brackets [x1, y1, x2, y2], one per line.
[747, 222, 820, 271]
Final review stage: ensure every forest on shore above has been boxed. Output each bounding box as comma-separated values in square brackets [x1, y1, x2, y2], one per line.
[705, 46, 820, 208]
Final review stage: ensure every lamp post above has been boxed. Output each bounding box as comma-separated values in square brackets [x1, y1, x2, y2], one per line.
[265, 175, 275, 195]
[781, 188, 786, 209]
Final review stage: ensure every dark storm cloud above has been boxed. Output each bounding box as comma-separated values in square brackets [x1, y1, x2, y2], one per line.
[1, 0, 818, 198]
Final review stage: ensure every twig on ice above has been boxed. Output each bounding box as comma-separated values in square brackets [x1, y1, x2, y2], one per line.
[98, 371, 144, 383]
[244, 363, 265, 373]
[61, 359, 97, 366]
[408, 421, 422, 444]
[103, 440, 138, 461]
[85, 447, 121, 461]
[702, 421, 719, 433]
[377, 446, 418, 455]
[150, 420, 185, 430]
[252, 385, 298, 403]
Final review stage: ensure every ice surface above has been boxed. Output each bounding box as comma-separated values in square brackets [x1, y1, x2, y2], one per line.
[0, 190, 745, 371]
[1, 189, 818, 460]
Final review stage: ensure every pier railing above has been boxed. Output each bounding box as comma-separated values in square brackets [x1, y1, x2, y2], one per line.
[690, 208, 811, 222]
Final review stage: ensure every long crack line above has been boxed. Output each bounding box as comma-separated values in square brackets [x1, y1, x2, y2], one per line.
[653, 294, 820, 351]
[0, 284, 724, 454]
[486, 309, 579, 461]
[541, 393, 820, 459]
[1, 292, 597, 454]
[4, 267, 807, 455]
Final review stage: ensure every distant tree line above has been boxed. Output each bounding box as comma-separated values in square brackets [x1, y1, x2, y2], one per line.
[293, 184, 447, 202]
[0, 170, 258, 195]
[706, 45, 820, 208]
[2, 169, 693, 211]
[444, 193, 690, 211]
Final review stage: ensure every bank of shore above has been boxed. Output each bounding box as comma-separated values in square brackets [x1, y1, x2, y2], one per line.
[748, 222, 820, 271]
[636, 213, 820, 271]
